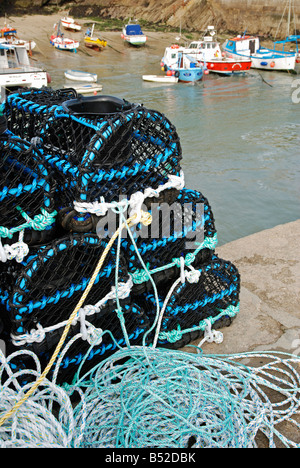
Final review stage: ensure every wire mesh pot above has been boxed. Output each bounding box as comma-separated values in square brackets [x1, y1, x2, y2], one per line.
[138, 254, 240, 349]
[0, 233, 130, 355]
[0, 133, 57, 251]
[119, 188, 218, 294]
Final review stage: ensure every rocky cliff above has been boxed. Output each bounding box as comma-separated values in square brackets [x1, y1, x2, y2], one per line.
[2, 0, 299, 39]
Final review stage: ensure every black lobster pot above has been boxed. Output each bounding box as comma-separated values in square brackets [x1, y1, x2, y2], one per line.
[138, 254, 240, 349]
[5, 89, 182, 234]
[0, 133, 57, 247]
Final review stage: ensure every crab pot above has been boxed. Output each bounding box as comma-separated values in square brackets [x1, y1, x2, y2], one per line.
[4, 87, 78, 141]
[7, 302, 150, 385]
[139, 254, 240, 349]
[0, 115, 7, 135]
[0, 233, 130, 356]
[6, 90, 182, 233]
[0, 134, 57, 246]
[119, 188, 217, 294]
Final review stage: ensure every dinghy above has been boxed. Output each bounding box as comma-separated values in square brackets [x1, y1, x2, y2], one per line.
[64, 69, 98, 83]
[63, 83, 103, 94]
[142, 75, 178, 83]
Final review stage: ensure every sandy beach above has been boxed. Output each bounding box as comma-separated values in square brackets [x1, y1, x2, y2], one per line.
[1, 12, 181, 59]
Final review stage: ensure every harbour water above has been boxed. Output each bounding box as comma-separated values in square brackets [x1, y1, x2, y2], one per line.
[37, 36, 300, 245]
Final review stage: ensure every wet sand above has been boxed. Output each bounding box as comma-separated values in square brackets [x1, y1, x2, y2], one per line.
[2, 12, 181, 60]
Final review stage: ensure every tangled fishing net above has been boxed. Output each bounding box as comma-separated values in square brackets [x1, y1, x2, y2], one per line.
[0, 89, 299, 448]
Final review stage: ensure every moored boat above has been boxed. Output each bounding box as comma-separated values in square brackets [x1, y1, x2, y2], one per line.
[206, 57, 252, 75]
[223, 35, 297, 72]
[84, 24, 107, 51]
[142, 75, 178, 83]
[0, 43, 48, 95]
[50, 22, 79, 53]
[61, 17, 81, 32]
[64, 69, 98, 83]
[121, 21, 147, 47]
[63, 83, 103, 94]
[0, 22, 36, 53]
[162, 50, 206, 83]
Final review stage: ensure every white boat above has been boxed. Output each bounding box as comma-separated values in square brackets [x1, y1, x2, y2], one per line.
[63, 83, 103, 94]
[50, 35, 79, 52]
[223, 35, 296, 71]
[142, 75, 178, 83]
[61, 17, 81, 32]
[50, 22, 79, 52]
[64, 69, 97, 83]
[0, 22, 36, 53]
[0, 43, 48, 95]
[121, 22, 147, 47]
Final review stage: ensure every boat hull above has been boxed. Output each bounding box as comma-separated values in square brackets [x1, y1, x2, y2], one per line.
[64, 70, 97, 82]
[177, 68, 204, 83]
[121, 34, 147, 47]
[142, 75, 178, 83]
[0, 70, 48, 89]
[226, 52, 296, 71]
[223, 42, 297, 71]
[84, 37, 107, 50]
[206, 59, 252, 74]
[50, 37, 79, 52]
[63, 83, 103, 94]
[61, 19, 81, 32]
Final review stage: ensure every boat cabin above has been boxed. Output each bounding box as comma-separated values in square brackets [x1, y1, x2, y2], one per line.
[0, 44, 47, 95]
[223, 36, 260, 56]
[0, 43, 31, 69]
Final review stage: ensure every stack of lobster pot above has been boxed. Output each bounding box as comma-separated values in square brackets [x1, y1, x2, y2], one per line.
[0, 88, 240, 382]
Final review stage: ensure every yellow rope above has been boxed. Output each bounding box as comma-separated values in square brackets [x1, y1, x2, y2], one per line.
[0, 211, 152, 427]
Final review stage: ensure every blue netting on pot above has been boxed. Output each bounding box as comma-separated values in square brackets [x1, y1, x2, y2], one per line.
[0, 133, 57, 261]
[137, 254, 240, 349]
[5, 89, 183, 234]
[0, 233, 131, 356]
[5, 301, 150, 385]
[116, 188, 218, 294]
[4, 87, 78, 141]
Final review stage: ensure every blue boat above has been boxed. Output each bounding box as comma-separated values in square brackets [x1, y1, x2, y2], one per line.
[162, 48, 206, 83]
[223, 34, 297, 72]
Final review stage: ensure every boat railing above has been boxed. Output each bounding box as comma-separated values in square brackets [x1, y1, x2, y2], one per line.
[273, 36, 299, 54]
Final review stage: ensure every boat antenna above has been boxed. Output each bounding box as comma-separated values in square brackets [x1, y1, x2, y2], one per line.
[242, 29, 247, 38]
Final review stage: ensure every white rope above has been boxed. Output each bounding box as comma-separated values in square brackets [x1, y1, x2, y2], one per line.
[73, 171, 185, 225]
[11, 278, 133, 347]
[0, 231, 29, 263]
[198, 319, 224, 348]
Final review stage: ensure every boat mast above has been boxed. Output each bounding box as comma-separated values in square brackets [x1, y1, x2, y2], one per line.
[287, 0, 291, 36]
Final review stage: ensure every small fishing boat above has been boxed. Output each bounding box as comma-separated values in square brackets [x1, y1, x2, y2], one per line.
[64, 69, 98, 83]
[223, 35, 297, 72]
[0, 43, 48, 95]
[121, 21, 147, 47]
[50, 22, 79, 53]
[63, 83, 103, 94]
[61, 17, 81, 32]
[84, 24, 107, 51]
[0, 22, 36, 53]
[161, 49, 206, 83]
[142, 75, 178, 84]
[205, 58, 252, 75]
